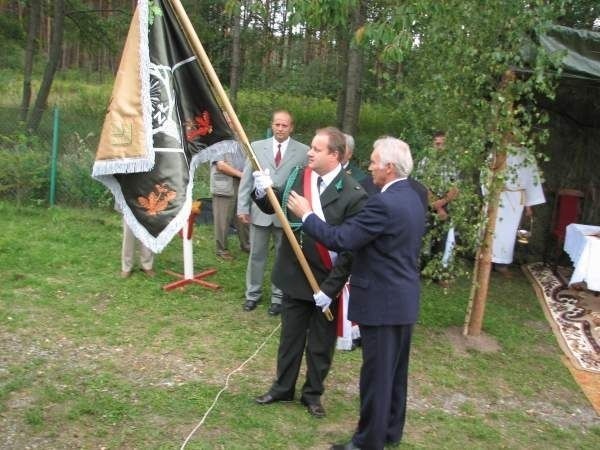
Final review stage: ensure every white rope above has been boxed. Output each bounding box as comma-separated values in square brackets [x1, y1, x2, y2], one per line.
[180, 322, 281, 449]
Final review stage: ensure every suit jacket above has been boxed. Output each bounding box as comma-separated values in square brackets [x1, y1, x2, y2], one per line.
[237, 137, 308, 227]
[344, 161, 367, 182]
[254, 167, 368, 301]
[303, 179, 426, 325]
[361, 177, 428, 210]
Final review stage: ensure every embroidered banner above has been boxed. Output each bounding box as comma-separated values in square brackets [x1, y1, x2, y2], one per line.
[93, 0, 235, 252]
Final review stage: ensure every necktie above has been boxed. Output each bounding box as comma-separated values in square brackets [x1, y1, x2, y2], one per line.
[275, 143, 282, 167]
[317, 176, 324, 195]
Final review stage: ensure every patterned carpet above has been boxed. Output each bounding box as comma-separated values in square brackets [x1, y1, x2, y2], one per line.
[523, 262, 600, 414]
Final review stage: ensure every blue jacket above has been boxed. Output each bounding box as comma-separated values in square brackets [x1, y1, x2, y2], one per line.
[303, 179, 426, 325]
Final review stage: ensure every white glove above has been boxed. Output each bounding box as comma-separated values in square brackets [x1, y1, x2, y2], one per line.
[253, 169, 273, 199]
[313, 290, 332, 312]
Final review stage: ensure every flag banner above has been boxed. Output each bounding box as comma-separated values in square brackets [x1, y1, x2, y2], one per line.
[93, 0, 235, 253]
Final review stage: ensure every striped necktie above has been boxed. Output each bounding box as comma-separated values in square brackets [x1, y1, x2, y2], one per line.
[275, 143, 282, 167]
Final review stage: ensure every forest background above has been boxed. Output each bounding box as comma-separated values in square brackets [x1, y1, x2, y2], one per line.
[1, 0, 599, 279]
[0, 0, 598, 276]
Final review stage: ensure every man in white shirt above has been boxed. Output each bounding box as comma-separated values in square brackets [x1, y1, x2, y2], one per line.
[237, 110, 308, 315]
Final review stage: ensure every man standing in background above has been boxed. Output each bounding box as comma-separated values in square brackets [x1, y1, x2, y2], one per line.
[237, 110, 308, 315]
[342, 133, 367, 183]
[116, 203, 155, 278]
[413, 131, 460, 285]
[490, 145, 545, 276]
[210, 140, 249, 260]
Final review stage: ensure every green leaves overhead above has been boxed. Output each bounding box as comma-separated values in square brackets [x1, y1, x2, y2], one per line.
[360, 0, 569, 280]
[288, 0, 357, 30]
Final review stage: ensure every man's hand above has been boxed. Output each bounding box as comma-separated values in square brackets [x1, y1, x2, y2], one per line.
[238, 213, 251, 224]
[446, 186, 459, 201]
[431, 198, 446, 210]
[287, 191, 313, 218]
[435, 207, 448, 221]
[253, 169, 273, 199]
[313, 291, 332, 312]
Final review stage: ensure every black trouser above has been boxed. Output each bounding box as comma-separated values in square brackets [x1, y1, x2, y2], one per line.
[353, 324, 413, 450]
[268, 294, 338, 403]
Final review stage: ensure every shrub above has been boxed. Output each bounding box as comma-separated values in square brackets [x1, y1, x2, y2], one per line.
[57, 132, 113, 207]
[0, 133, 50, 206]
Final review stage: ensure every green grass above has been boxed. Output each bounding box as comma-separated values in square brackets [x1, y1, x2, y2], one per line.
[0, 200, 598, 449]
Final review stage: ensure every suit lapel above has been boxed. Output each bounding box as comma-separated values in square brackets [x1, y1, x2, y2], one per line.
[260, 139, 276, 171]
[275, 139, 302, 174]
[320, 172, 344, 208]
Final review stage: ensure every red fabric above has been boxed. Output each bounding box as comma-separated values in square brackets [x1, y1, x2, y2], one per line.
[303, 168, 333, 270]
[177, 212, 198, 240]
[275, 143, 282, 167]
[337, 287, 345, 337]
[303, 168, 342, 330]
[552, 194, 582, 241]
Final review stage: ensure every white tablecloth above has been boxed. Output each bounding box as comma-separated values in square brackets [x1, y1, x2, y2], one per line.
[563, 223, 600, 291]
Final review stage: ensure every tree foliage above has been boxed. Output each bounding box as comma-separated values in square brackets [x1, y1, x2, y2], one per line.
[361, 0, 571, 280]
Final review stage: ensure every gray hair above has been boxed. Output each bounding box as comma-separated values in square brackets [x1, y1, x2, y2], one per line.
[373, 136, 413, 178]
[344, 133, 355, 152]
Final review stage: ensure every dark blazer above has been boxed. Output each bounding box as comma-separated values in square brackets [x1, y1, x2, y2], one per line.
[344, 161, 367, 182]
[303, 178, 426, 325]
[362, 176, 429, 210]
[254, 167, 368, 301]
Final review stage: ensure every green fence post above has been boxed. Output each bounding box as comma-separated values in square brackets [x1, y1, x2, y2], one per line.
[49, 105, 59, 206]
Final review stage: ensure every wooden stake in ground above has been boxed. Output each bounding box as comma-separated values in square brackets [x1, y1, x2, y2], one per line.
[167, 0, 333, 320]
[464, 70, 515, 336]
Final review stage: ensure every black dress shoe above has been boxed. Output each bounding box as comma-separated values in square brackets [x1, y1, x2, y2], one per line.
[254, 393, 293, 405]
[267, 303, 282, 316]
[330, 441, 361, 450]
[300, 397, 326, 418]
[243, 300, 257, 311]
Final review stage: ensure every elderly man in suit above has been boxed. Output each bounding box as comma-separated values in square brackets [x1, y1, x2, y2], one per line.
[237, 110, 309, 315]
[288, 136, 426, 450]
[252, 126, 367, 418]
[342, 133, 367, 183]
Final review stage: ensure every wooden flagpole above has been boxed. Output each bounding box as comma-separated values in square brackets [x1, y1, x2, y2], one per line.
[166, 0, 333, 320]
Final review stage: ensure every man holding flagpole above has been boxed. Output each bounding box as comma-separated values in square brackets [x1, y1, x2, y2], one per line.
[251, 127, 367, 418]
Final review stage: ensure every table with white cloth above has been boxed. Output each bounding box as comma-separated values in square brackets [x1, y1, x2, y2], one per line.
[563, 223, 600, 291]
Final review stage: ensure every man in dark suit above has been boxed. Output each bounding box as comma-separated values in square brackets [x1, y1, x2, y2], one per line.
[252, 127, 368, 419]
[237, 110, 308, 315]
[287, 137, 426, 449]
[342, 133, 367, 183]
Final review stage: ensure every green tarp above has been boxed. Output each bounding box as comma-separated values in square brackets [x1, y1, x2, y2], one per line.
[540, 25, 600, 81]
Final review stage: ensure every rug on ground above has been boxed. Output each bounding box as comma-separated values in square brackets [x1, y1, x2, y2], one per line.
[523, 262, 600, 415]
[523, 262, 600, 372]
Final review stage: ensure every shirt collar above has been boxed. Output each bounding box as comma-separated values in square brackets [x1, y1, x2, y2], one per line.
[381, 177, 406, 192]
[273, 137, 290, 152]
[313, 164, 342, 190]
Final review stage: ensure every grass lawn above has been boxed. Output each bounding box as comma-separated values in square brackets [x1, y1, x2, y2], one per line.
[0, 201, 598, 449]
